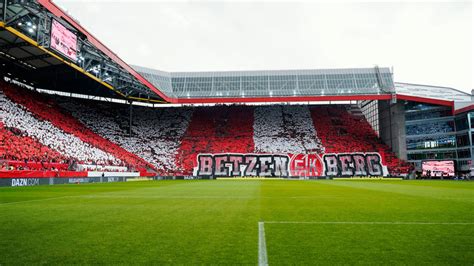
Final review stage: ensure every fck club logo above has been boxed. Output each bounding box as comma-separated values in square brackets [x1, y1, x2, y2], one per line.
[289, 154, 323, 177]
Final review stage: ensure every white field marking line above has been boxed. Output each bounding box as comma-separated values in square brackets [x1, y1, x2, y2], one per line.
[0, 195, 76, 206]
[264, 221, 474, 225]
[78, 195, 343, 199]
[258, 222, 269, 266]
[79, 195, 257, 199]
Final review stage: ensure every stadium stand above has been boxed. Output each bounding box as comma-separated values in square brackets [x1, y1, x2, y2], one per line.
[60, 98, 410, 175]
[0, 87, 118, 165]
[0, 80, 410, 176]
[309, 106, 411, 174]
[58, 99, 192, 175]
[0, 81, 154, 173]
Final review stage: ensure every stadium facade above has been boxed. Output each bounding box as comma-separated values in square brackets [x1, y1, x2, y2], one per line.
[0, 0, 473, 179]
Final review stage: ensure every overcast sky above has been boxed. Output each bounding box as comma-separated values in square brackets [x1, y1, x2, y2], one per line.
[55, 0, 473, 93]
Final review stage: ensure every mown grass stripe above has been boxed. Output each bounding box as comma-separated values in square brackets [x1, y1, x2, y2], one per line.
[0, 196, 75, 206]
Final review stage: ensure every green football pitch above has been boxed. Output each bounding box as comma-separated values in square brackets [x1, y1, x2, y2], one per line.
[1, 180, 473, 265]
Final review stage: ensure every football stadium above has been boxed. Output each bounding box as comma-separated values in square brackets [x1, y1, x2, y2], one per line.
[0, 0, 473, 264]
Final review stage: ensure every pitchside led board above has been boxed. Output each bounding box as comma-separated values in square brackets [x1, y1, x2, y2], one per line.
[50, 19, 78, 61]
[422, 160, 455, 177]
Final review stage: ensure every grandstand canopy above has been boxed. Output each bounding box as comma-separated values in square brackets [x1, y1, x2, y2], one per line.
[395, 83, 471, 102]
[134, 65, 396, 103]
[0, 0, 167, 103]
[0, 25, 120, 99]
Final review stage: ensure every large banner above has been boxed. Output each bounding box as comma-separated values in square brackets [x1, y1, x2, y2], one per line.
[194, 153, 388, 177]
[50, 19, 78, 61]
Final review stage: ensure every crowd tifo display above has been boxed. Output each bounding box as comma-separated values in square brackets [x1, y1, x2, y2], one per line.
[0, 81, 153, 173]
[0, 80, 411, 177]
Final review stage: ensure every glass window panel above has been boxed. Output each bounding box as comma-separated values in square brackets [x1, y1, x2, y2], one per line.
[406, 121, 455, 135]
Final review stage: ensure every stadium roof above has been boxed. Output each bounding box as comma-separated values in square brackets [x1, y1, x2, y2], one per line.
[394, 82, 473, 114]
[0, 0, 472, 108]
[133, 65, 395, 101]
[395, 83, 471, 102]
[0, 0, 169, 103]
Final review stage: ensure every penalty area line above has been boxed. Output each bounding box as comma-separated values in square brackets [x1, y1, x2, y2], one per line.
[258, 222, 268, 266]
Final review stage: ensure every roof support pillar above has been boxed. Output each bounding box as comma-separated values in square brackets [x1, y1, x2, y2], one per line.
[129, 100, 133, 137]
[3, 0, 7, 21]
[388, 100, 393, 149]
